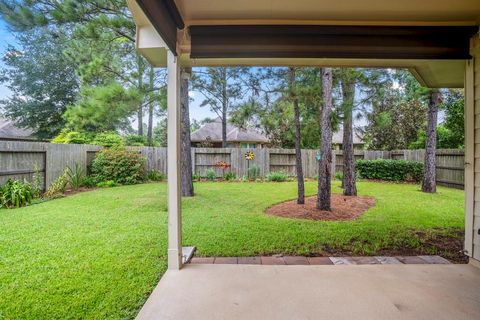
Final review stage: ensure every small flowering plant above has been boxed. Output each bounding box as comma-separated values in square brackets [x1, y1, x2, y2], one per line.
[215, 161, 231, 179]
[214, 161, 230, 169]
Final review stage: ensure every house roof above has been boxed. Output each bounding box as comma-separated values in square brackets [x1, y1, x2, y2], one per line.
[0, 118, 34, 140]
[191, 118, 269, 143]
[332, 128, 364, 145]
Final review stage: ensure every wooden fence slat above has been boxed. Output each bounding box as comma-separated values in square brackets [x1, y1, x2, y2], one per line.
[0, 141, 466, 189]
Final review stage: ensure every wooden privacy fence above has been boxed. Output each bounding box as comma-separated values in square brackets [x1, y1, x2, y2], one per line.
[0, 141, 465, 189]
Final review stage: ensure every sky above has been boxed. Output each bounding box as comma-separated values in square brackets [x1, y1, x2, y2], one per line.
[0, 18, 14, 101]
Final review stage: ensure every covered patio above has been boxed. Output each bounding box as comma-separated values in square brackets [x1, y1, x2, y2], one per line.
[127, 0, 480, 319]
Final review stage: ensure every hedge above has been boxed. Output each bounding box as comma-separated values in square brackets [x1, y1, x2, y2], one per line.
[356, 159, 423, 182]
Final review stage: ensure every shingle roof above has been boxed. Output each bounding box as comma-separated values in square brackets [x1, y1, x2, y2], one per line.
[191, 118, 269, 143]
[332, 128, 364, 145]
[0, 117, 34, 139]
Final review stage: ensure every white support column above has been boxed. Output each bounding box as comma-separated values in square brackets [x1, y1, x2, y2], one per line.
[167, 50, 182, 270]
[464, 57, 474, 258]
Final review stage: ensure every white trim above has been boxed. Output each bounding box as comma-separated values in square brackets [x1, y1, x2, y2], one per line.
[167, 50, 183, 270]
[464, 57, 474, 257]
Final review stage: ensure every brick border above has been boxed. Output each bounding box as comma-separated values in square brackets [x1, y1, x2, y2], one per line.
[190, 255, 451, 265]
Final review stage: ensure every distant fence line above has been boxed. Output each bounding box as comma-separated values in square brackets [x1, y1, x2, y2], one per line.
[0, 141, 465, 189]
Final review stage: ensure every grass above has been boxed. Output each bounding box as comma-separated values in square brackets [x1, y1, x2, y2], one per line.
[0, 181, 464, 319]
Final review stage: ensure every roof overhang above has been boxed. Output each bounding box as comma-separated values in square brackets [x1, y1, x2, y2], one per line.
[127, 0, 480, 88]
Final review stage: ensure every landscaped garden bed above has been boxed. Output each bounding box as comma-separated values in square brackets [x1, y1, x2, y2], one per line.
[0, 181, 466, 319]
[266, 194, 376, 221]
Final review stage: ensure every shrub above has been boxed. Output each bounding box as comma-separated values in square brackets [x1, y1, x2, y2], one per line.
[146, 170, 164, 181]
[0, 179, 34, 208]
[356, 159, 423, 182]
[82, 176, 99, 188]
[45, 169, 69, 198]
[96, 180, 118, 188]
[67, 163, 86, 190]
[91, 132, 124, 148]
[51, 130, 89, 144]
[335, 171, 343, 181]
[91, 149, 146, 184]
[32, 163, 43, 198]
[247, 164, 260, 180]
[125, 134, 148, 146]
[266, 171, 288, 182]
[192, 173, 200, 181]
[205, 168, 217, 181]
[224, 172, 236, 181]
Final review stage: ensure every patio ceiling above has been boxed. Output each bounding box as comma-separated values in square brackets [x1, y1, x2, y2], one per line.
[128, 0, 480, 88]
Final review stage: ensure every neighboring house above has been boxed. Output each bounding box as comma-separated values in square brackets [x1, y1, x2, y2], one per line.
[191, 118, 269, 148]
[332, 128, 365, 150]
[0, 117, 35, 141]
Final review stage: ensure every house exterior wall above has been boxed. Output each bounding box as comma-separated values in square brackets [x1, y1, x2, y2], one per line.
[470, 33, 480, 262]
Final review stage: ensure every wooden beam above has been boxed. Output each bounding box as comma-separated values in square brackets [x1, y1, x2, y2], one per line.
[167, 50, 182, 270]
[190, 25, 479, 60]
[136, 0, 184, 54]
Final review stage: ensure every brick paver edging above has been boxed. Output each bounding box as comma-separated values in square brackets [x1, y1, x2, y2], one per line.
[190, 255, 451, 265]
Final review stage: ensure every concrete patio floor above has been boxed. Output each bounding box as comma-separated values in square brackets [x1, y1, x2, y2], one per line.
[136, 263, 480, 320]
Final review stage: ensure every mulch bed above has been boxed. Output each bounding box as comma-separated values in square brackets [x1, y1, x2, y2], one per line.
[265, 194, 376, 221]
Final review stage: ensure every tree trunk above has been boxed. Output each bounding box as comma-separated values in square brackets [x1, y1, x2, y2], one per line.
[341, 79, 357, 196]
[422, 90, 441, 193]
[137, 54, 144, 136]
[147, 66, 154, 146]
[181, 68, 194, 197]
[289, 67, 304, 204]
[221, 67, 227, 148]
[317, 68, 333, 211]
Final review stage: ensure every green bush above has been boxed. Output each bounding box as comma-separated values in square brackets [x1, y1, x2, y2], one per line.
[0, 179, 34, 208]
[266, 171, 288, 182]
[335, 171, 343, 181]
[125, 134, 148, 146]
[205, 168, 217, 181]
[91, 149, 146, 185]
[247, 164, 260, 180]
[67, 163, 86, 190]
[96, 180, 118, 188]
[224, 172, 236, 181]
[31, 163, 43, 198]
[82, 176, 99, 188]
[51, 130, 89, 144]
[91, 132, 124, 148]
[146, 170, 164, 181]
[192, 173, 200, 181]
[356, 159, 423, 182]
[45, 169, 69, 198]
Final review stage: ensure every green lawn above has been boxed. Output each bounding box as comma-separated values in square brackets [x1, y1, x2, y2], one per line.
[0, 181, 464, 319]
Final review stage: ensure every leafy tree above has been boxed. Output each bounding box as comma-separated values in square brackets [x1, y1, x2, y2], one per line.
[125, 134, 148, 146]
[63, 82, 141, 133]
[409, 125, 460, 149]
[0, 29, 78, 139]
[0, 0, 165, 139]
[441, 89, 464, 148]
[362, 70, 428, 150]
[153, 119, 167, 147]
[91, 131, 124, 148]
[51, 130, 89, 144]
